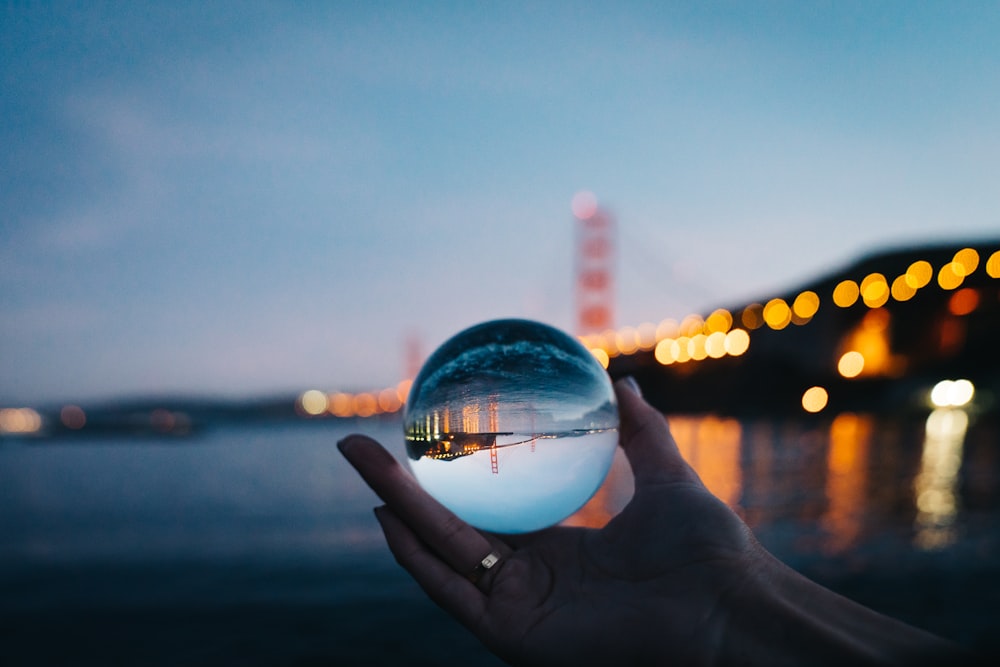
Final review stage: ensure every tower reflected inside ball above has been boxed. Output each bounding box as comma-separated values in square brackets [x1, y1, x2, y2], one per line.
[403, 319, 619, 533]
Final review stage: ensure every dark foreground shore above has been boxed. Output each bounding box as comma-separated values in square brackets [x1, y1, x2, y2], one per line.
[3, 417, 998, 665]
[2, 548, 998, 667]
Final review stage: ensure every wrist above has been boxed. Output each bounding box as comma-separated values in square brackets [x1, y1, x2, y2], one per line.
[713, 547, 972, 666]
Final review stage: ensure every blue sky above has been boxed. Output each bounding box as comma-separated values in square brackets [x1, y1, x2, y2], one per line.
[2, 1, 999, 405]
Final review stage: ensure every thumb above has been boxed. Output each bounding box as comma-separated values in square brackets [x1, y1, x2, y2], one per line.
[614, 377, 700, 487]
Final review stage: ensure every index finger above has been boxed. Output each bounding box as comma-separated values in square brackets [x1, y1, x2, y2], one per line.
[614, 378, 700, 487]
[337, 433, 508, 574]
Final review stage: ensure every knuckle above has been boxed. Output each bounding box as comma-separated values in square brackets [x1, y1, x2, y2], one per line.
[438, 512, 468, 542]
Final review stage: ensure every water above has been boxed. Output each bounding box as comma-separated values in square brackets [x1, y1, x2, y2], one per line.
[1, 412, 999, 665]
[0, 421, 391, 568]
[408, 429, 618, 533]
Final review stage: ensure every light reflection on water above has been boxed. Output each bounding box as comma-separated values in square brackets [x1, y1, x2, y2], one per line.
[822, 414, 872, 553]
[0, 411, 995, 570]
[915, 408, 968, 550]
[569, 409, 996, 565]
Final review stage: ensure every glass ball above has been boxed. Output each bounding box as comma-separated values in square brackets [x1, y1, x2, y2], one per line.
[403, 319, 619, 533]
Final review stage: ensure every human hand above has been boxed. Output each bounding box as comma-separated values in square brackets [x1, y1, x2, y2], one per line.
[338, 378, 765, 666]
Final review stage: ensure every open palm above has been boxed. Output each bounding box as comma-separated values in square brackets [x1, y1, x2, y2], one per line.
[340, 380, 762, 666]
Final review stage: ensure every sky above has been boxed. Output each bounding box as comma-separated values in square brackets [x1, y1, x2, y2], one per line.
[2, 1, 999, 406]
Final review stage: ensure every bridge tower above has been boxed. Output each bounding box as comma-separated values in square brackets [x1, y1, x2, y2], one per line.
[572, 191, 616, 336]
[489, 397, 499, 474]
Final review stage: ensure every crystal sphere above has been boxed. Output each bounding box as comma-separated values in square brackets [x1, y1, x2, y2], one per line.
[403, 319, 619, 534]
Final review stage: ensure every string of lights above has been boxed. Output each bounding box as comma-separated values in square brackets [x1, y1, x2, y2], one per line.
[288, 246, 998, 421]
[2, 248, 997, 433]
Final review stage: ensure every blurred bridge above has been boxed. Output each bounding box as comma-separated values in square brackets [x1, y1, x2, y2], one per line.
[3, 239, 999, 437]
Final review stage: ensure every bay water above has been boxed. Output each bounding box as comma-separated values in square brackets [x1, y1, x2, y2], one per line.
[2, 412, 998, 664]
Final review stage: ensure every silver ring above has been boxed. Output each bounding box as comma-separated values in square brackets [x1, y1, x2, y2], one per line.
[467, 551, 501, 584]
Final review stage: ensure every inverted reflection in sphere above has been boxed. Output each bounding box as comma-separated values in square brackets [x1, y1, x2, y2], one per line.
[403, 319, 619, 533]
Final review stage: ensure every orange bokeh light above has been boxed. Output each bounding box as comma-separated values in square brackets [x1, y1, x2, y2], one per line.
[656, 318, 679, 341]
[673, 337, 691, 363]
[763, 298, 791, 330]
[329, 393, 354, 418]
[948, 288, 980, 316]
[654, 339, 675, 365]
[688, 334, 708, 361]
[601, 329, 620, 357]
[724, 329, 750, 356]
[802, 386, 829, 413]
[905, 260, 933, 288]
[396, 379, 413, 404]
[937, 262, 964, 290]
[860, 273, 889, 308]
[299, 390, 328, 416]
[0, 407, 43, 434]
[636, 322, 658, 350]
[354, 393, 378, 418]
[986, 250, 1000, 278]
[741, 303, 764, 330]
[704, 309, 733, 334]
[838, 351, 865, 378]
[616, 326, 639, 355]
[378, 388, 402, 413]
[792, 290, 820, 321]
[891, 274, 916, 301]
[832, 280, 860, 308]
[705, 331, 727, 358]
[953, 248, 979, 276]
[679, 314, 705, 337]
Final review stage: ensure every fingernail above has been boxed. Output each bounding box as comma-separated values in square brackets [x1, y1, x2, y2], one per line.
[621, 375, 642, 398]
